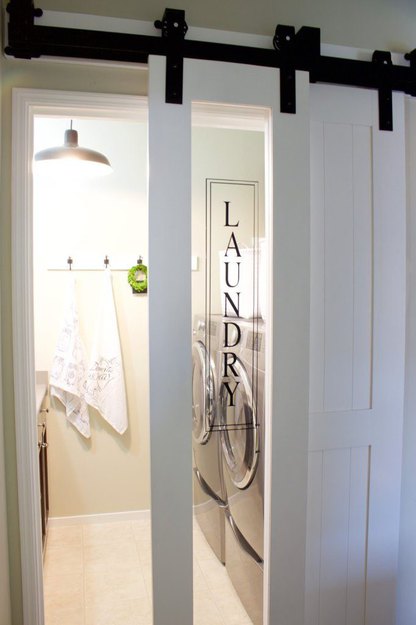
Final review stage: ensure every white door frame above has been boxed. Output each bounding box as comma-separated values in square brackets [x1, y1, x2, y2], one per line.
[11, 88, 147, 625]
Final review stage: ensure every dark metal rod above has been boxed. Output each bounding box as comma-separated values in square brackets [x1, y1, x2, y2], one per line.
[5, 7, 416, 98]
[6, 24, 161, 61]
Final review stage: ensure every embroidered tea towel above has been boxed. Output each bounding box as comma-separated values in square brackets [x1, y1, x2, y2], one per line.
[50, 275, 90, 438]
[85, 270, 128, 434]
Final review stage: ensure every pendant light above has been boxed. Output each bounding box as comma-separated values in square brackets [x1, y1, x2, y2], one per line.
[34, 121, 112, 177]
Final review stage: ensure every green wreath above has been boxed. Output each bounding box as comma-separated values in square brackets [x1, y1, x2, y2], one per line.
[128, 263, 148, 294]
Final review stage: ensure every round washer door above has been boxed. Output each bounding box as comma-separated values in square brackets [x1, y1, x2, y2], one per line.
[192, 340, 216, 445]
[220, 357, 259, 489]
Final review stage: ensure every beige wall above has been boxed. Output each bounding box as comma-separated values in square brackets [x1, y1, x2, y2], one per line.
[33, 117, 150, 517]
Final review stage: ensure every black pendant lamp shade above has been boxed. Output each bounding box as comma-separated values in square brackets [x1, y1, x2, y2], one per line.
[34, 123, 112, 176]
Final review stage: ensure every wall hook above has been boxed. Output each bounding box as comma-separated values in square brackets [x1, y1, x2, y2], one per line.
[104, 255, 110, 268]
[67, 256, 73, 271]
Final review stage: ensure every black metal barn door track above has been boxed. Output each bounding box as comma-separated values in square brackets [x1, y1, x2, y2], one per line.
[6, 1, 416, 130]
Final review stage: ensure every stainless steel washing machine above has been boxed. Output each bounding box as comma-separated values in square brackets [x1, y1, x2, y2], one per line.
[220, 319, 265, 625]
[192, 314, 227, 564]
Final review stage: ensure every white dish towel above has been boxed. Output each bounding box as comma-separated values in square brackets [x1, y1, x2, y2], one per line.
[50, 275, 90, 438]
[85, 270, 128, 434]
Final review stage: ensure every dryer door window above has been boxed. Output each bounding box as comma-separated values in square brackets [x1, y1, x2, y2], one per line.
[220, 358, 259, 489]
[192, 340, 216, 445]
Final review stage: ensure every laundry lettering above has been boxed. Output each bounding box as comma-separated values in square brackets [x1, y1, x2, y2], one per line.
[224, 292, 240, 317]
[224, 200, 239, 227]
[224, 261, 241, 288]
[222, 200, 242, 408]
[222, 381, 240, 407]
[224, 232, 242, 257]
[223, 322, 241, 348]
[222, 352, 239, 378]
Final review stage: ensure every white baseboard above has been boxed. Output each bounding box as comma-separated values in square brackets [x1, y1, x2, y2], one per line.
[49, 503, 216, 527]
[48, 509, 150, 527]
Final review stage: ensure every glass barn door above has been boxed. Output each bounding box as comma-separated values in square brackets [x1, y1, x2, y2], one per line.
[147, 56, 311, 625]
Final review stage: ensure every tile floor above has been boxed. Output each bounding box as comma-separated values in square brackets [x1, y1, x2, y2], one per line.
[43, 518, 253, 625]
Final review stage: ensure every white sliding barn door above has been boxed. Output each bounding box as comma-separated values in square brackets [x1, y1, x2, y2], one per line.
[306, 85, 406, 625]
[148, 56, 310, 625]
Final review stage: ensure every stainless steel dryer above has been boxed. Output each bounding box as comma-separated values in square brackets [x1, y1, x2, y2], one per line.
[192, 314, 226, 563]
[220, 319, 265, 625]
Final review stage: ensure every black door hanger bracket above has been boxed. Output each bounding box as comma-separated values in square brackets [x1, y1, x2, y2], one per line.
[154, 8, 188, 104]
[273, 24, 321, 115]
[372, 50, 393, 131]
[6, 1, 416, 130]
[274, 25, 297, 114]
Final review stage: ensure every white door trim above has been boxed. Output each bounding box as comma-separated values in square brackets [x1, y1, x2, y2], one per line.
[11, 88, 147, 625]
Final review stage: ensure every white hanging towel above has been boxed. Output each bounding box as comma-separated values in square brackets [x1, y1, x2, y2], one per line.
[85, 270, 128, 434]
[50, 275, 90, 438]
